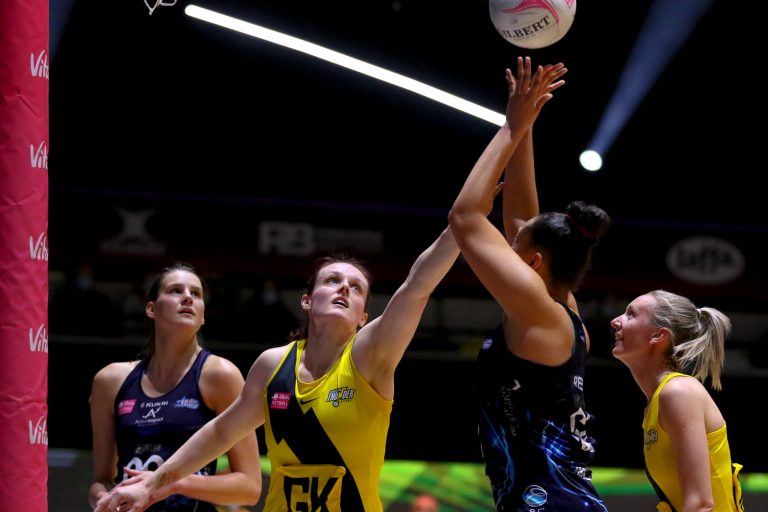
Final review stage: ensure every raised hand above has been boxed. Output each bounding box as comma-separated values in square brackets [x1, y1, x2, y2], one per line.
[504, 56, 567, 137]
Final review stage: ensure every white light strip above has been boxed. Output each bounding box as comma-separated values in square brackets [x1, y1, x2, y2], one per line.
[185, 5, 505, 126]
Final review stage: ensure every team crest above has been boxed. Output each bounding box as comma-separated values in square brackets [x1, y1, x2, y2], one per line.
[326, 387, 355, 407]
[645, 428, 658, 450]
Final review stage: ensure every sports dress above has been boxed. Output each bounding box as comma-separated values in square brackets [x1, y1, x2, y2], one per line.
[643, 372, 745, 512]
[263, 337, 392, 511]
[114, 349, 217, 511]
[475, 303, 607, 511]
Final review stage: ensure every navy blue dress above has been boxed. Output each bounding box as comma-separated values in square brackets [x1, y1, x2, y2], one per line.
[114, 350, 218, 511]
[476, 304, 607, 511]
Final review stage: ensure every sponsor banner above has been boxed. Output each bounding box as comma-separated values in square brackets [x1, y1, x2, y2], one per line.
[0, 325, 48, 398]
[50, 190, 768, 305]
[666, 236, 745, 285]
[0, 0, 49, 509]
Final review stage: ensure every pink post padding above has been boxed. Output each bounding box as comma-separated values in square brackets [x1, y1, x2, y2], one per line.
[0, 0, 49, 509]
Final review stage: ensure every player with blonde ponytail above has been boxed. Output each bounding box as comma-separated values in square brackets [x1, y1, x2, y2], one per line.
[611, 289, 745, 512]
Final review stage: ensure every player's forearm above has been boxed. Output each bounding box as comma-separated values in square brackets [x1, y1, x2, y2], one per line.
[451, 126, 519, 221]
[151, 417, 241, 495]
[502, 129, 538, 239]
[170, 472, 261, 506]
[403, 227, 460, 297]
[88, 482, 110, 509]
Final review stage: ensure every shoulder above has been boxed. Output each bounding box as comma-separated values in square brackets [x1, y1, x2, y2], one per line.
[92, 361, 138, 388]
[247, 343, 294, 382]
[90, 361, 139, 402]
[658, 375, 709, 419]
[257, 343, 293, 371]
[200, 354, 247, 412]
[201, 354, 246, 389]
[201, 354, 244, 383]
[660, 374, 707, 398]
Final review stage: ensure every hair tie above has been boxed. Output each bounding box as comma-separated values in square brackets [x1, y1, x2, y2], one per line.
[565, 213, 597, 240]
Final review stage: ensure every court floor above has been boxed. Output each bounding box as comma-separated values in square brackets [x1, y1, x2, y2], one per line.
[50, 448, 766, 511]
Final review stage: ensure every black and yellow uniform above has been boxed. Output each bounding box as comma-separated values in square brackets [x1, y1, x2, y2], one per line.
[263, 337, 392, 511]
[643, 372, 745, 512]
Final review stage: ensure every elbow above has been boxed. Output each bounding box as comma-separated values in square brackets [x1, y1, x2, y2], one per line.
[685, 497, 714, 512]
[244, 475, 263, 506]
[447, 207, 466, 232]
[448, 206, 474, 241]
[244, 490, 261, 507]
[235, 485, 261, 507]
[447, 206, 458, 227]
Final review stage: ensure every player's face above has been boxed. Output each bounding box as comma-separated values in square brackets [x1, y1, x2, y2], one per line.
[306, 263, 369, 329]
[147, 270, 205, 330]
[610, 293, 657, 363]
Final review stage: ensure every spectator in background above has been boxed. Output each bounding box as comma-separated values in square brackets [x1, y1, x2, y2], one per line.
[49, 261, 123, 337]
[235, 277, 299, 344]
[411, 493, 439, 512]
[199, 272, 242, 342]
[748, 328, 768, 369]
[121, 271, 156, 336]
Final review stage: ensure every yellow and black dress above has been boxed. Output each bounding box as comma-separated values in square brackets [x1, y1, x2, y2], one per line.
[643, 372, 745, 512]
[263, 336, 392, 511]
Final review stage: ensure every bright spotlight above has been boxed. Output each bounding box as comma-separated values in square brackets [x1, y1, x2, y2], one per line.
[185, 5, 505, 127]
[586, 0, 714, 166]
[579, 150, 602, 172]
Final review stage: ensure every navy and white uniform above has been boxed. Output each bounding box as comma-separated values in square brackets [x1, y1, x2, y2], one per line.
[114, 349, 217, 511]
[476, 303, 607, 511]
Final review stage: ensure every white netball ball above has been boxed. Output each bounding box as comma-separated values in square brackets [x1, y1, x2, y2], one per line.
[489, 0, 576, 49]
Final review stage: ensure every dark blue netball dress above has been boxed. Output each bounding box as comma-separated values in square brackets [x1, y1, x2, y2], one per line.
[476, 304, 607, 511]
[114, 349, 218, 511]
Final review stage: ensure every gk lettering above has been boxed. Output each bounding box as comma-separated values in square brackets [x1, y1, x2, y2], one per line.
[284, 476, 338, 512]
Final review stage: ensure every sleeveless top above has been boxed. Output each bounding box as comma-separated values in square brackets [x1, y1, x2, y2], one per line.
[114, 349, 217, 511]
[475, 303, 607, 511]
[263, 337, 393, 511]
[643, 372, 745, 512]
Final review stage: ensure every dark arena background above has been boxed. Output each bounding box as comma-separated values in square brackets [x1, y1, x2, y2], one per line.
[44, 0, 767, 510]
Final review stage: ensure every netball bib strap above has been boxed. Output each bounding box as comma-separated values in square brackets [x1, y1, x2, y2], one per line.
[732, 463, 745, 511]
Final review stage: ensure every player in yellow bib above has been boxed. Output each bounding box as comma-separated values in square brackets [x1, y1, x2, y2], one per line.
[611, 290, 745, 512]
[94, 229, 461, 512]
[262, 335, 391, 510]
